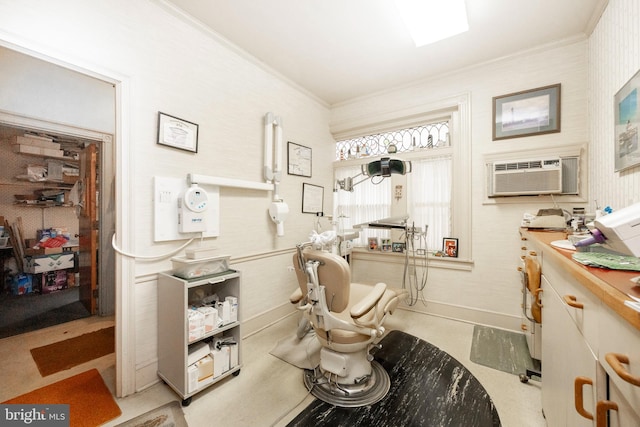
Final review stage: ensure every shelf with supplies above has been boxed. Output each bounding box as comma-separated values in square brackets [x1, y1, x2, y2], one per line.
[157, 267, 241, 406]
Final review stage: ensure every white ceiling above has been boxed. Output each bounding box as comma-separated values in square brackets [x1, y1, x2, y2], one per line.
[165, 0, 607, 106]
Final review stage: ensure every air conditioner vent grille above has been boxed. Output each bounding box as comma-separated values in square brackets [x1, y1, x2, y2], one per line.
[495, 160, 544, 171]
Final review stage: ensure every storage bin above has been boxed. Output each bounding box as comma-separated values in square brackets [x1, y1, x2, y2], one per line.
[171, 255, 230, 280]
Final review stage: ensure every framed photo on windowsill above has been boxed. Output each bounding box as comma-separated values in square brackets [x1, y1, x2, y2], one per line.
[368, 237, 379, 251]
[492, 84, 561, 140]
[443, 238, 458, 258]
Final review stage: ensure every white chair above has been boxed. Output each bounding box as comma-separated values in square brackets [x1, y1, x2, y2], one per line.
[290, 243, 406, 407]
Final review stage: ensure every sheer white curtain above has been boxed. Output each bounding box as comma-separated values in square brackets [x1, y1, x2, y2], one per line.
[334, 165, 391, 247]
[407, 155, 452, 251]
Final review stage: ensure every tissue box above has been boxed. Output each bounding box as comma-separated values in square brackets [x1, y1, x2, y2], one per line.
[197, 306, 219, 332]
[195, 354, 214, 387]
[188, 309, 206, 342]
[188, 342, 210, 366]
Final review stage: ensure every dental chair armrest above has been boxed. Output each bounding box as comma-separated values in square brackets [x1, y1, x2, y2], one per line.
[350, 283, 386, 319]
[290, 288, 304, 304]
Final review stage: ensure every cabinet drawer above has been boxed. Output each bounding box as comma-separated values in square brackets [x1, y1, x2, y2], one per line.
[541, 259, 600, 353]
[599, 303, 640, 420]
[606, 378, 640, 427]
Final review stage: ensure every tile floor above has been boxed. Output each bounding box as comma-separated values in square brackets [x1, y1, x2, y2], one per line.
[0, 309, 547, 427]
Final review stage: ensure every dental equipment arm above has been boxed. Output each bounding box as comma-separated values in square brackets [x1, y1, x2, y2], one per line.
[335, 157, 412, 192]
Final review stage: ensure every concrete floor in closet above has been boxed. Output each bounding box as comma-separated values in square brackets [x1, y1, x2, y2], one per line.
[0, 309, 546, 427]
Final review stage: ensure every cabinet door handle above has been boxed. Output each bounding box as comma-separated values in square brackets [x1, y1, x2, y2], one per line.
[605, 352, 640, 386]
[563, 294, 584, 309]
[596, 400, 618, 427]
[574, 376, 594, 420]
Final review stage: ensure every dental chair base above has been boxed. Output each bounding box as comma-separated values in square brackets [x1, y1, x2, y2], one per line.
[303, 351, 390, 407]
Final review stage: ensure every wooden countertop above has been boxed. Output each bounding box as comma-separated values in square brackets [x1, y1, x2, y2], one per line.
[521, 228, 640, 332]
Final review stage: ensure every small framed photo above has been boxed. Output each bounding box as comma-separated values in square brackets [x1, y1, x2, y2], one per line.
[392, 242, 405, 253]
[157, 112, 199, 153]
[288, 142, 312, 177]
[368, 237, 379, 251]
[492, 84, 561, 140]
[302, 183, 324, 214]
[381, 238, 392, 252]
[443, 238, 458, 258]
[614, 68, 640, 171]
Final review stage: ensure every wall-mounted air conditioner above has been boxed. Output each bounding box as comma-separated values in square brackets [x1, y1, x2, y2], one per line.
[487, 156, 579, 197]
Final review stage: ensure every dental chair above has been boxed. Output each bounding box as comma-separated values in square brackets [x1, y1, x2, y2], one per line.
[290, 243, 406, 407]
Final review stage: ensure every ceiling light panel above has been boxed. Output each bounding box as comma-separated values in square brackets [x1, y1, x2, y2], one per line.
[395, 0, 469, 47]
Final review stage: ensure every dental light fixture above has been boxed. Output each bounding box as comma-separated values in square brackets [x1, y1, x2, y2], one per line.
[335, 158, 412, 192]
[394, 0, 469, 47]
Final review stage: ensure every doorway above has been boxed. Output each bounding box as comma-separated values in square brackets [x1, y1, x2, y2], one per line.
[0, 121, 115, 337]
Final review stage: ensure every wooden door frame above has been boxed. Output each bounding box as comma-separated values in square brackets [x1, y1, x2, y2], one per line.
[0, 37, 136, 398]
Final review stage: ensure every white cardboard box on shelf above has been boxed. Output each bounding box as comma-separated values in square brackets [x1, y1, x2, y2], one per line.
[187, 364, 199, 394]
[24, 253, 75, 273]
[212, 347, 230, 378]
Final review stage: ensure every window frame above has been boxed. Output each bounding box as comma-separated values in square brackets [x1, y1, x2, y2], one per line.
[331, 93, 472, 263]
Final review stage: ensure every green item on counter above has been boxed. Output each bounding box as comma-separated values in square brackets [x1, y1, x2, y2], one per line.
[572, 252, 640, 271]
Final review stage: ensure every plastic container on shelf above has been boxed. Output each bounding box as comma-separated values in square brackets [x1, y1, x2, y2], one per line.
[171, 255, 231, 280]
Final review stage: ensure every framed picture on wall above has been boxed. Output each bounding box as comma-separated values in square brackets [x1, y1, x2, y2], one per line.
[157, 112, 199, 153]
[302, 183, 323, 214]
[288, 142, 312, 177]
[492, 84, 561, 140]
[614, 68, 640, 171]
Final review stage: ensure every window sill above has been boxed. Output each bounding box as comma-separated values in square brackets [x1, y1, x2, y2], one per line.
[351, 247, 473, 271]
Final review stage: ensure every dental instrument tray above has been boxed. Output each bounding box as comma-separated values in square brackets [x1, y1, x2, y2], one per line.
[171, 254, 231, 280]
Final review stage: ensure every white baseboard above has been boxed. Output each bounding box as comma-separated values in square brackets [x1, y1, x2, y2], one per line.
[242, 302, 297, 338]
[399, 299, 522, 332]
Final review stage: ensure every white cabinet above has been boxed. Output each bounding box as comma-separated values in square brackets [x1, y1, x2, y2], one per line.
[157, 270, 242, 406]
[598, 303, 640, 426]
[524, 229, 640, 427]
[541, 275, 604, 426]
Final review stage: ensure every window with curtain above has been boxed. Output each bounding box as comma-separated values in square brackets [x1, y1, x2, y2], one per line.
[407, 155, 452, 251]
[334, 120, 452, 252]
[334, 165, 391, 247]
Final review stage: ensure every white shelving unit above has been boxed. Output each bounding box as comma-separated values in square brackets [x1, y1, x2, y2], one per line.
[157, 270, 242, 406]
